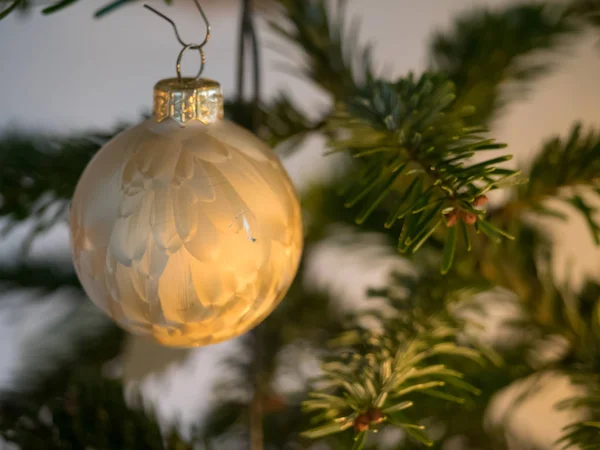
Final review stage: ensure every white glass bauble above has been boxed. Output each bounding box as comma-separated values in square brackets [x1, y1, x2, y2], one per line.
[70, 78, 303, 347]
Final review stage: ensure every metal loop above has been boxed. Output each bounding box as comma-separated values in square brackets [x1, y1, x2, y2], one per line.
[144, 0, 211, 80]
[176, 45, 206, 81]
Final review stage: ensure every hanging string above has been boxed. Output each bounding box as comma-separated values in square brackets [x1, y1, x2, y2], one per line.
[143, 0, 211, 81]
[236, 0, 262, 132]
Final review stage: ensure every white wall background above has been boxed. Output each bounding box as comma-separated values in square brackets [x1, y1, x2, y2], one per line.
[1, 0, 600, 448]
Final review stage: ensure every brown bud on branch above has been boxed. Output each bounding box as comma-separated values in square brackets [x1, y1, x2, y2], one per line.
[353, 413, 370, 433]
[462, 212, 477, 225]
[445, 211, 458, 227]
[473, 195, 488, 207]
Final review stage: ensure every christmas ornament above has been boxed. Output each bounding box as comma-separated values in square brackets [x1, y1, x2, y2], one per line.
[69, 2, 303, 347]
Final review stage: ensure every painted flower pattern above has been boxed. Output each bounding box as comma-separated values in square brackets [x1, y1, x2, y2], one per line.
[70, 119, 303, 347]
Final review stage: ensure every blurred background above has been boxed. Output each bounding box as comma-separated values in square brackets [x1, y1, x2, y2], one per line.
[1, 0, 600, 449]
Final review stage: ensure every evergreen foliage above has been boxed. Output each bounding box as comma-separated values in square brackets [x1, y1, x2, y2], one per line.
[1, 0, 600, 449]
[430, 2, 580, 124]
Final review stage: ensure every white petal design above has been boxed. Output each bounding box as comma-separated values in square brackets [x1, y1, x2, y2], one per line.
[134, 234, 169, 280]
[174, 184, 198, 242]
[158, 249, 206, 324]
[184, 133, 231, 163]
[109, 189, 154, 266]
[114, 264, 150, 324]
[151, 187, 183, 254]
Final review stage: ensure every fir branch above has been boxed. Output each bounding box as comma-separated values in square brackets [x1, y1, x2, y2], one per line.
[557, 376, 600, 450]
[260, 94, 325, 153]
[302, 320, 483, 447]
[431, 2, 579, 124]
[0, 0, 173, 19]
[271, 0, 372, 100]
[227, 96, 324, 153]
[302, 266, 496, 447]
[0, 262, 80, 293]
[365, 268, 543, 450]
[41, 0, 78, 15]
[0, 128, 124, 235]
[497, 124, 600, 243]
[0, 286, 193, 450]
[531, 279, 600, 374]
[559, 421, 600, 450]
[0, 300, 184, 449]
[328, 74, 523, 270]
[568, 0, 600, 29]
[0, 319, 123, 405]
[0, 0, 20, 20]
[0, 370, 191, 450]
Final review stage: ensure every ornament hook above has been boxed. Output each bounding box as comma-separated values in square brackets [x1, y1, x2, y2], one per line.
[143, 0, 211, 81]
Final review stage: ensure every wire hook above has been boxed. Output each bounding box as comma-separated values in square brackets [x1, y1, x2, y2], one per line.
[144, 0, 211, 80]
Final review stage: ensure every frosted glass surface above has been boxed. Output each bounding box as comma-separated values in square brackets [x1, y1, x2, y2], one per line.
[70, 118, 303, 347]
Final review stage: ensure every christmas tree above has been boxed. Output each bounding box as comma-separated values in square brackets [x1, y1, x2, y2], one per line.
[1, 0, 600, 449]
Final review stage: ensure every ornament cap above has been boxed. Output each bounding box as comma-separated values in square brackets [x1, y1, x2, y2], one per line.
[153, 77, 224, 126]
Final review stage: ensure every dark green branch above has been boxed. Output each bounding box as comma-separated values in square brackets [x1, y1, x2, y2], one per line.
[431, 2, 579, 124]
[493, 124, 600, 243]
[0, 0, 20, 20]
[0, 262, 80, 293]
[328, 74, 522, 270]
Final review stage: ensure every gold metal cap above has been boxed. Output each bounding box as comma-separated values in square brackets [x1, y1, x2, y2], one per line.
[153, 77, 224, 126]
